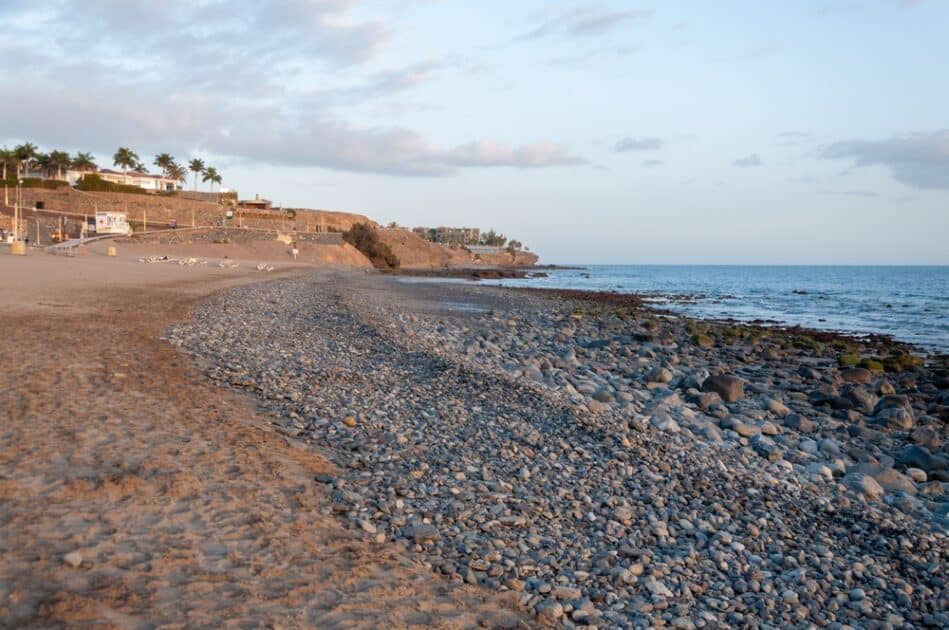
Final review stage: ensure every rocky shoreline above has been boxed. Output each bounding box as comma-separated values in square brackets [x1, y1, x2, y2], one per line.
[167, 271, 947, 628]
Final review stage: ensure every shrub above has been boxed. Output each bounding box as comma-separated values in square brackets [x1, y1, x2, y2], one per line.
[692, 333, 714, 348]
[838, 352, 860, 367]
[75, 173, 148, 195]
[792, 335, 822, 352]
[858, 358, 885, 372]
[342, 222, 400, 269]
[2, 177, 69, 190]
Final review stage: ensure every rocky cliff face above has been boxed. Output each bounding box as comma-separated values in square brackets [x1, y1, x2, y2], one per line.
[377, 228, 538, 269]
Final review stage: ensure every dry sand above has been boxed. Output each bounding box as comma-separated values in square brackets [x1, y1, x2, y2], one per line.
[0, 246, 524, 628]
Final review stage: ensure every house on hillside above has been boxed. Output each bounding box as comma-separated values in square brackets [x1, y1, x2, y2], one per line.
[65, 169, 183, 192]
[238, 194, 272, 210]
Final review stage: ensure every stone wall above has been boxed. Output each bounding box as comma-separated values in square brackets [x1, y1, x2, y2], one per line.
[1, 187, 374, 235]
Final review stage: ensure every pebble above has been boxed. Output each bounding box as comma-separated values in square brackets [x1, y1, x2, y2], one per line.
[167, 272, 948, 628]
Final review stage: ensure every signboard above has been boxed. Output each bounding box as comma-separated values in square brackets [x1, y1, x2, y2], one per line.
[95, 211, 131, 235]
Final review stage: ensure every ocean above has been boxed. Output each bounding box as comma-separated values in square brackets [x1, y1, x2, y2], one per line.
[478, 265, 949, 353]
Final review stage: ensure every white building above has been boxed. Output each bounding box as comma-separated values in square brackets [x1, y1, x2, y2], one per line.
[65, 169, 183, 192]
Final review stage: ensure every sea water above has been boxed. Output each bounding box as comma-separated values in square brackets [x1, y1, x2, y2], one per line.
[480, 265, 949, 353]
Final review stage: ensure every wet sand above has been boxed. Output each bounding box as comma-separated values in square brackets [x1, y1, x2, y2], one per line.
[0, 248, 523, 628]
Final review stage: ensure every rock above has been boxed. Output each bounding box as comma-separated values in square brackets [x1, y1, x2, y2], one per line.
[650, 414, 680, 433]
[647, 366, 673, 383]
[403, 523, 440, 543]
[845, 386, 878, 414]
[63, 551, 83, 568]
[850, 588, 866, 601]
[702, 375, 744, 402]
[760, 420, 780, 436]
[783, 413, 817, 433]
[874, 468, 918, 496]
[873, 396, 916, 430]
[593, 389, 613, 403]
[733, 422, 761, 438]
[898, 445, 949, 473]
[552, 585, 582, 600]
[843, 472, 884, 500]
[878, 380, 896, 395]
[906, 467, 927, 483]
[536, 599, 564, 622]
[358, 519, 377, 534]
[342, 416, 357, 428]
[766, 398, 791, 417]
[587, 399, 606, 414]
[910, 426, 941, 449]
[643, 579, 674, 598]
[840, 368, 873, 384]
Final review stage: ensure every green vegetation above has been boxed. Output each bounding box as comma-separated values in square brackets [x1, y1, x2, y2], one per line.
[838, 352, 861, 367]
[76, 173, 149, 195]
[882, 351, 924, 372]
[1, 177, 69, 190]
[792, 335, 823, 352]
[692, 333, 714, 348]
[342, 223, 400, 270]
[201, 166, 222, 192]
[858, 358, 885, 372]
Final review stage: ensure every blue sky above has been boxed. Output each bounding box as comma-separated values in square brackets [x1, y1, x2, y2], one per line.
[1, 0, 947, 263]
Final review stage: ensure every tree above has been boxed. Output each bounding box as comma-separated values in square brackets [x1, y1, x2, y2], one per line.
[201, 166, 222, 192]
[14, 142, 37, 178]
[153, 153, 174, 176]
[71, 152, 98, 172]
[31, 152, 52, 178]
[132, 161, 148, 174]
[48, 150, 71, 180]
[166, 162, 188, 186]
[0, 146, 15, 181]
[188, 158, 205, 191]
[113, 147, 139, 182]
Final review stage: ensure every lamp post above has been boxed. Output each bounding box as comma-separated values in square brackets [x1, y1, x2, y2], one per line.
[11, 179, 26, 255]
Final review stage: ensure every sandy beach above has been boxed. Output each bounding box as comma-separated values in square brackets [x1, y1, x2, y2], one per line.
[0, 247, 523, 628]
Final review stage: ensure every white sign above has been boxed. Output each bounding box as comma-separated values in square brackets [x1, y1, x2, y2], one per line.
[95, 211, 131, 235]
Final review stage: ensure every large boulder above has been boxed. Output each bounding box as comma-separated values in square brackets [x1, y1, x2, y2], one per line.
[873, 395, 915, 430]
[701, 375, 744, 402]
[898, 445, 949, 473]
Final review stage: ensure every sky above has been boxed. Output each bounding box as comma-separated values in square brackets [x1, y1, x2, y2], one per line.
[1, 0, 947, 264]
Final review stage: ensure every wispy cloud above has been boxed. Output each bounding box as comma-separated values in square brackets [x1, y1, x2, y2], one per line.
[615, 137, 663, 152]
[821, 130, 949, 189]
[641, 159, 663, 167]
[518, 5, 652, 41]
[0, 1, 584, 177]
[732, 154, 763, 167]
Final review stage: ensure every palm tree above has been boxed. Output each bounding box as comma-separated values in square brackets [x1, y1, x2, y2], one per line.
[0, 146, 15, 181]
[14, 142, 37, 178]
[153, 153, 175, 176]
[166, 162, 188, 188]
[49, 150, 71, 180]
[71, 152, 97, 172]
[32, 152, 52, 178]
[188, 158, 204, 191]
[112, 147, 139, 183]
[201, 166, 221, 192]
[132, 161, 148, 174]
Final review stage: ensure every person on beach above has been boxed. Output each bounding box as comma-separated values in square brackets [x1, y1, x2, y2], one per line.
[291, 244, 299, 261]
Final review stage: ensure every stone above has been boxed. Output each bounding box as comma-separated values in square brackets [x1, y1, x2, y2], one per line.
[840, 368, 872, 384]
[733, 422, 761, 438]
[766, 398, 791, 417]
[342, 416, 357, 427]
[403, 523, 440, 543]
[587, 399, 606, 414]
[64, 551, 83, 568]
[906, 467, 927, 483]
[760, 420, 780, 436]
[643, 579, 674, 598]
[910, 426, 941, 449]
[593, 389, 613, 403]
[783, 413, 817, 433]
[536, 599, 564, 622]
[552, 585, 582, 600]
[843, 472, 884, 500]
[898, 444, 949, 472]
[650, 414, 680, 433]
[702, 375, 744, 402]
[647, 366, 674, 383]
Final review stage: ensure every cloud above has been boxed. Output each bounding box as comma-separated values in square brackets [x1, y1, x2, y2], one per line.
[820, 130, 949, 189]
[641, 160, 663, 167]
[0, 2, 583, 178]
[615, 137, 663, 152]
[518, 6, 652, 40]
[732, 154, 763, 167]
